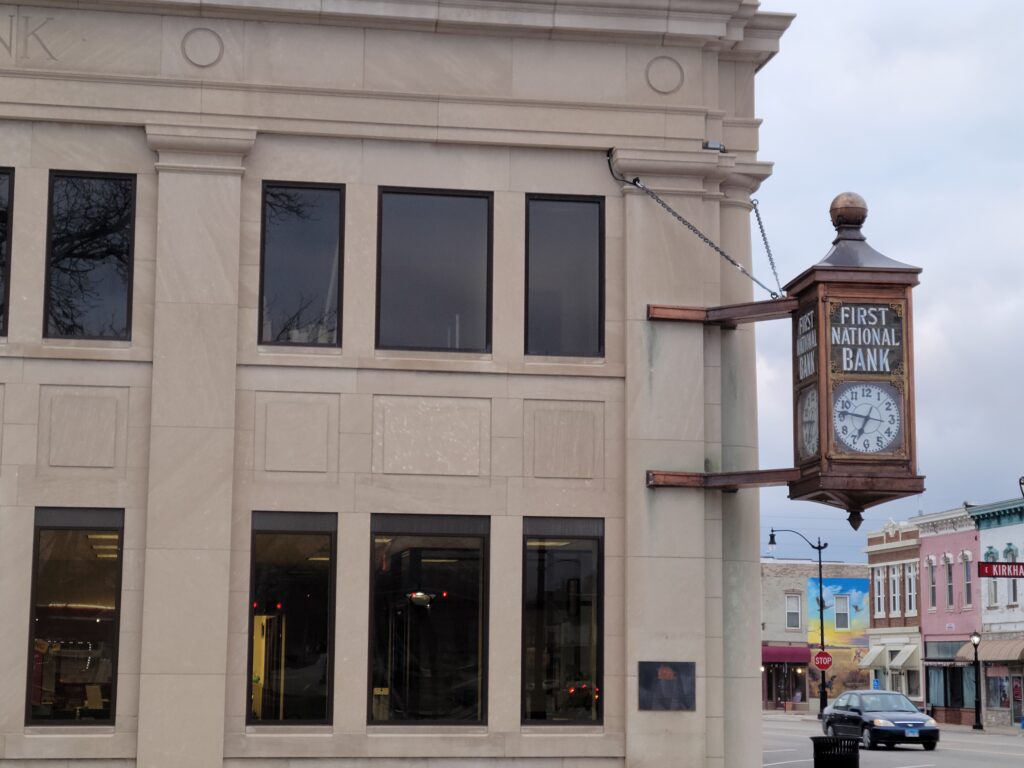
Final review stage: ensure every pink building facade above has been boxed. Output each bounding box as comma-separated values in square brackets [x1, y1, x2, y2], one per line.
[916, 506, 981, 724]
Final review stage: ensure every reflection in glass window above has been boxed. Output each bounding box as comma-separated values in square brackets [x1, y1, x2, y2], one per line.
[522, 518, 602, 724]
[369, 515, 488, 723]
[377, 190, 491, 352]
[249, 512, 335, 724]
[45, 173, 135, 339]
[526, 196, 603, 357]
[27, 509, 123, 724]
[259, 184, 343, 346]
[0, 168, 11, 335]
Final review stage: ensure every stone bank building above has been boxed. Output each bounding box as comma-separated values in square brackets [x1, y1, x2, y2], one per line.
[0, 2, 791, 766]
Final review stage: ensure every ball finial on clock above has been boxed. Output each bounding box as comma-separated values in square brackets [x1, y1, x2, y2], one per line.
[829, 192, 868, 228]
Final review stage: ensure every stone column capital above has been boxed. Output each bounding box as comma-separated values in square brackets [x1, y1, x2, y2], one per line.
[145, 123, 257, 175]
[609, 147, 773, 198]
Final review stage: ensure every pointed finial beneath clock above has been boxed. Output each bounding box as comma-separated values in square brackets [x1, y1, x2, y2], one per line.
[829, 192, 868, 229]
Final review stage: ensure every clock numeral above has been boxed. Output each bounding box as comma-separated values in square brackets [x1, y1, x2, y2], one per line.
[884, 401, 892, 411]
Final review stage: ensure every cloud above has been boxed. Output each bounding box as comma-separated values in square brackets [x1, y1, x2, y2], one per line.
[754, 0, 1024, 562]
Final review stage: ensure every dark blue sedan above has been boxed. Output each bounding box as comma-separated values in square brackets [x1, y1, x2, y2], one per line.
[821, 690, 939, 751]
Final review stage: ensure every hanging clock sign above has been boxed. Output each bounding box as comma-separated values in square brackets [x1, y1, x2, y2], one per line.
[785, 193, 924, 528]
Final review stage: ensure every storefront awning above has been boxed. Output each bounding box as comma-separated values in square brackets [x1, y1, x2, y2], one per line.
[762, 645, 810, 664]
[858, 645, 885, 669]
[955, 639, 1024, 663]
[890, 644, 920, 670]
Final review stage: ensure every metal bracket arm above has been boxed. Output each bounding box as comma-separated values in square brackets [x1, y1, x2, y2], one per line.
[646, 468, 801, 491]
[647, 297, 798, 328]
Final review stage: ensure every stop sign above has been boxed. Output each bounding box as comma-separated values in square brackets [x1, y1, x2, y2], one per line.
[813, 650, 833, 671]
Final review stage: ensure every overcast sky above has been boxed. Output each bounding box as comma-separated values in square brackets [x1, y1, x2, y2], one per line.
[752, 1, 1024, 562]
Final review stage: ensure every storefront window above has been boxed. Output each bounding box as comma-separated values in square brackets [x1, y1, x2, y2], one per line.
[522, 518, 602, 723]
[27, 508, 123, 724]
[369, 515, 488, 723]
[906, 669, 921, 698]
[987, 675, 1010, 708]
[248, 512, 336, 724]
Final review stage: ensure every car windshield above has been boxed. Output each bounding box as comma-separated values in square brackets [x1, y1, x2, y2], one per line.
[859, 693, 918, 712]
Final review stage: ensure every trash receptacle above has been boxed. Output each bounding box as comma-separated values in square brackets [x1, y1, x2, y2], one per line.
[810, 736, 859, 768]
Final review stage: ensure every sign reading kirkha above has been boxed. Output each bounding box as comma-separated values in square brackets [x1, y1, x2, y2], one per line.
[979, 562, 1024, 578]
[829, 302, 904, 374]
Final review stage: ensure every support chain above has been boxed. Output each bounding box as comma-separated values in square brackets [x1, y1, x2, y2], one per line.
[607, 149, 783, 300]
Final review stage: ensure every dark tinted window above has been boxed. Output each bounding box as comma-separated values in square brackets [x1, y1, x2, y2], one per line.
[27, 508, 123, 725]
[522, 518, 602, 723]
[377, 190, 491, 352]
[526, 196, 603, 357]
[259, 184, 343, 346]
[0, 169, 11, 335]
[369, 515, 488, 723]
[45, 173, 135, 340]
[249, 512, 336, 724]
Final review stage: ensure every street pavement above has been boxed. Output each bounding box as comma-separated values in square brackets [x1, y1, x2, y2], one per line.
[763, 713, 1023, 767]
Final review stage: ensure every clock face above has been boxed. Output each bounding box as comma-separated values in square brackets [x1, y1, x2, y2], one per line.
[797, 386, 819, 460]
[832, 381, 902, 454]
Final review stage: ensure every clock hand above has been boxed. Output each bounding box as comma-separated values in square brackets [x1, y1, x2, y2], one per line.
[835, 409, 881, 423]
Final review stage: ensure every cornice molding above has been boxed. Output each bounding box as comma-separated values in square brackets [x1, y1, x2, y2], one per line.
[32, 1, 792, 61]
[609, 147, 772, 195]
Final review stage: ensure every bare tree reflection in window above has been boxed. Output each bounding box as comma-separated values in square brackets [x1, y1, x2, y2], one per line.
[0, 170, 11, 335]
[46, 174, 135, 339]
[260, 184, 342, 346]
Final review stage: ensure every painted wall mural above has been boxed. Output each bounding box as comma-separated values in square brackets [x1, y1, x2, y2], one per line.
[806, 577, 871, 699]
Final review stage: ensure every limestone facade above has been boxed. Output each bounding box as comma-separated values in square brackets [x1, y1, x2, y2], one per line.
[0, 2, 792, 766]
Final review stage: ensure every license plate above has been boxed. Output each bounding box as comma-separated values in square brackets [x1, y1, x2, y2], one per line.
[905, 728, 919, 737]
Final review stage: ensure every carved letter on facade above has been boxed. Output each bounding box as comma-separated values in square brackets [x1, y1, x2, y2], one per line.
[20, 16, 57, 61]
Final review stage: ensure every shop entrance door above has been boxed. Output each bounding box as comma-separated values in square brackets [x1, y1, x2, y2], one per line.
[1012, 675, 1023, 723]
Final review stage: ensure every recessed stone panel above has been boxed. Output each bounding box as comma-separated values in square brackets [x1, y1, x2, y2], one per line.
[525, 399, 604, 479]
[373, 396, 491, 477]
[255, 392, 339, 475]
[38, 386, 128, 474]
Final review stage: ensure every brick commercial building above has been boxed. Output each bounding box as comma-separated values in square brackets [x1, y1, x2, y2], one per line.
[861, 520, 924, 708]
[0, 1, 792, 766]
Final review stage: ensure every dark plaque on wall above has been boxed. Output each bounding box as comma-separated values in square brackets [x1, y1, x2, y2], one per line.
[638, 661, 695, 711]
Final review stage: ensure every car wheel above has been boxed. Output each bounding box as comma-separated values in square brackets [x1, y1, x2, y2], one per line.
[861, 727, 876, 750]
[825, 724, 837, 737]
[923, 742, 937, 751]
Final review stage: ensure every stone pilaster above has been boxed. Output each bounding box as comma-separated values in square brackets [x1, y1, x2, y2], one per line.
[720, 177, 765, 768]
[136, 124, 255, 768]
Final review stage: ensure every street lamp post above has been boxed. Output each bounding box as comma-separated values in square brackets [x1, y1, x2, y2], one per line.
[971, 631, 983, 730]
[769, 527, 829, 718]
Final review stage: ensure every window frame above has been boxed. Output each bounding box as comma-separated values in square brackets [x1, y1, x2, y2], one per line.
[834, 594, 850, 631]
[523, 193, 605, 359]
[367, 513, 491, 726]
[24, 507, 125, 727]
[905, 562, 917, 615]
[246, 511, 338, 727]
[889, 564, 901, 616]
[257, 181, 345, 349]
[43, 170, 137, 342]
[0, 167, 14, 337]
[928, 560, 937, 610]
[962, 555, 973, 608]
[945, 559, 954, 608]
[374, 186, 493, 354]
[873, 566, 885, 617]
[520, 516, 604, 726]
[785, 593, 802, 630]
